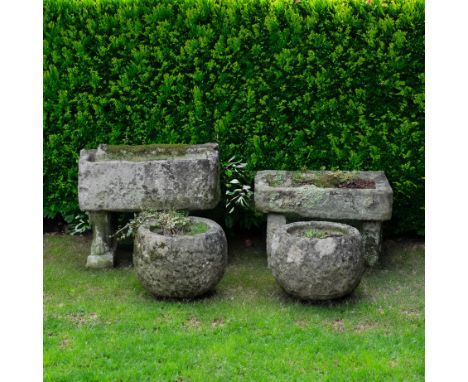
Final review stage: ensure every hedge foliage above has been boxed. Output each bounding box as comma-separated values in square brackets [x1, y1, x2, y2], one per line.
[44, 0, 424, 235]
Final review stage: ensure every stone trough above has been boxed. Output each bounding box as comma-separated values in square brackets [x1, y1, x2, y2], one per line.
[78, 143, 220, 268]
[255, 170, 393, 266]
[79, 143, 220, 212]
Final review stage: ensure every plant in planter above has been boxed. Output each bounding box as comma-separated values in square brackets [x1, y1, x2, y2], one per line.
[113, 210, 191, 240]
[131, 210, 228, 299]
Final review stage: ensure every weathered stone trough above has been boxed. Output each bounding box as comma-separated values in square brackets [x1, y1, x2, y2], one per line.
[78, 143, 220, 268]
[79, 143, 220, 212]
[255, 170, 393, 266]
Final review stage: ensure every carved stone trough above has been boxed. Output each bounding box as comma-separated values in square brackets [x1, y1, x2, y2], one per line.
[78, 143, 220, 268]
[255, 170, 393, 266]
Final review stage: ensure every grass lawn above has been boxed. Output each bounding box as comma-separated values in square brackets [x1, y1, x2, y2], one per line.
[44, 233, 424, 381]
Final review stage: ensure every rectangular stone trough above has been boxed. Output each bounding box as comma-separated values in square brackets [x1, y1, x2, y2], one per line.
[79, 143, 220, 212]
[255, 170, 393, 266]
[255, 170, 393, 221]
[79, 143, 220, 269]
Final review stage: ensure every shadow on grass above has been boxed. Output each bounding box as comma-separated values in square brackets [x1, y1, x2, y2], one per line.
[276, 286, 365, 309]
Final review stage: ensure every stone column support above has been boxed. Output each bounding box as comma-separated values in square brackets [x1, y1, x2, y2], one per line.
[361, 221, 382, 266]
[266, 214, 287, 268]
[86, 212, 115, 269]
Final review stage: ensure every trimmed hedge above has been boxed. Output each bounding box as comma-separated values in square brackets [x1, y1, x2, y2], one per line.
[44, 0, 425, 235]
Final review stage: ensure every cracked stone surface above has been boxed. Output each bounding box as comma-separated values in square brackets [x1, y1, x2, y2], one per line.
[270, 221, 365, 300]
[134, 217, 227, 299]
[255, 170, 393, 221]
[78, 143, 220, 212]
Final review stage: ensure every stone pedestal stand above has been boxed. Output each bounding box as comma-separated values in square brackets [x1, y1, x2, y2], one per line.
[360, 221, 382, 266]
[86, 212, 116, 268]
[266, 214, 287, 267]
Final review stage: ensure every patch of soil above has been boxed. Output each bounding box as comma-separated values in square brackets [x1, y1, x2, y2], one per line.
[67, 312, 98, 326]
[330, 319, 345, 332]
[211, 318, 225, 328]
[337, 179, 376, 189]
[294, 319, 309, 328]
[59, 336, 71, 349]
[354, 321, 377, 333]
[184, 317, 202, 329]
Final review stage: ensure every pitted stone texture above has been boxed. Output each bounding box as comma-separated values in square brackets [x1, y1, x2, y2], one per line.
[78, 143, 220, 212]
[87, 212, 115, 269]
[361, 221, 382, 266]
[266, 214, 287, 268]
[270, 221, 365, 300]
[255, 170, 393, 221]
[134, 217, 227, 299]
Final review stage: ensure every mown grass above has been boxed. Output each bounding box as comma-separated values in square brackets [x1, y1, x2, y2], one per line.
[44, 234, 424, 381]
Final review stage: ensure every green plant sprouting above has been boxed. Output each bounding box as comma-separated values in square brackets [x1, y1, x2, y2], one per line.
[223, 156, 259, 229]
[113, 210, 193, 240]
[69, 213, 91, 235]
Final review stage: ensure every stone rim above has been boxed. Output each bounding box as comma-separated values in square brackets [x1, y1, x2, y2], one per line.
[138, 216, 220, 238]
[278, 220, 361, 242]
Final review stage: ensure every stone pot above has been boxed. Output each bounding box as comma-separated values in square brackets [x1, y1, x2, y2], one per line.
[270, 221, 364, 300]
[134, 217, 227, 299]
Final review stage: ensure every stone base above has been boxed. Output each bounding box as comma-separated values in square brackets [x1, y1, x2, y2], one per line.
[361, 221, 382, 266]
[88, 211, 116, 269]
[266, 214, 287, 268]
[86, 254, 114, 269]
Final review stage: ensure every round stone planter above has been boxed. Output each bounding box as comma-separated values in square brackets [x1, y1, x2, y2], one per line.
[134, 217, 227, 299]
[270, 221, 364, 301]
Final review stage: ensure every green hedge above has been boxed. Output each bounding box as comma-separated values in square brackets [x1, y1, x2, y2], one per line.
[44, 0, 425, 235]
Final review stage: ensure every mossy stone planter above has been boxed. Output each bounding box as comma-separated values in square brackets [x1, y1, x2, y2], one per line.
[134, 217, 227, 299]
[270, 221, 364, 301]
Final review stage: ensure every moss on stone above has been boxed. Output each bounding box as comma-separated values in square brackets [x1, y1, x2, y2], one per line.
[291, 171, 356, 188]
[186, 222, 209, 235]
[298, 187, 325, 208]
[303, 229, 343, 239]
[265, 173, 285, 187]
[149, 221, 209, 236]
[101, 144, 192, 161]
[105, 143, 190, 154]
[265, 170, 358, 189]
